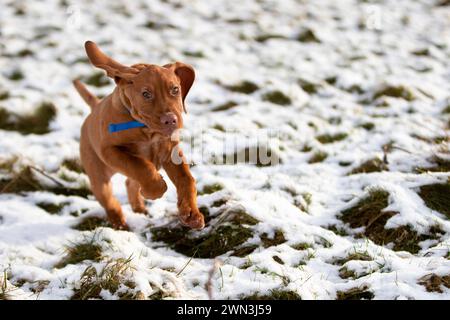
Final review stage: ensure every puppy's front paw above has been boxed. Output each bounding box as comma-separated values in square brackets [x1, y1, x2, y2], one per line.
[110, 217, 130, 231]
[178, 201, 205, 230]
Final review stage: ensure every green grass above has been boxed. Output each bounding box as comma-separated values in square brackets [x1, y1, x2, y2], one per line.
[8, 69, 24, 81]
[418, 183, 450, 219]
[212, 124, 225, 131]
[301, 144, 313, 152]
[0, 156, 18, 172]
[297, 28, 320, 43]
[272, 255, 284, 264]
[372, 85, 415, 102]
[198, 183, 224, 195]
[339, 267, 357, 279]
[442, 105, 450, 114]
[242, 289, 301, 300]
[55, 239, 103, 269]
[212, 101, 238, 112]
[150, 207, 259, 258]
[340, 189, 442, 254]
[231, 244, 259, 257]
[37, 202, 68, 214]
[0, 91, 10, 101]
[0, 166, 91, 198]
[83, 72, 110, 87]
[336, 286, 374, 300]
[298, 79, 320, 94]
[308, 151, 328, 163]
[415, 156, 450, 173]
[327, 225, 349, 236]
[254, 34, 287, 42]
[225, 81, 259, 94]
[211, 198, 229, 208]
[411, 48, 430, 56]
[359, 122, 375, 131]
[183, 50, 204, 58]
[341, 160, 357, 169]
[71, 257, 136, 300]
[291, 243, 312, 250]
[262, 91, 291, 105]
[62, 158, 84, 173]
[316, 133, 348, 144]
[73, 216, 111, 231]
[0, 102, 57, 135]
[348, 158, 388, 175]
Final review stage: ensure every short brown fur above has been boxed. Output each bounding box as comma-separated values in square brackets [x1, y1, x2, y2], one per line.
[73, 41, 204, 230]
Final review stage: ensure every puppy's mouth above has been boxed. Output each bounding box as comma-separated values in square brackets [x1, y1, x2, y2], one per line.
[142, 120, 181, 138]
[161, 127, 176, 136]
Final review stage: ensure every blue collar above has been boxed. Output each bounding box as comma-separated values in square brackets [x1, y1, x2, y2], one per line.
[108, 120, 146, 133]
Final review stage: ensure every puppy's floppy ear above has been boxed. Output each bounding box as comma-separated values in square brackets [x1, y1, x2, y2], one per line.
[84, 41, 139, 82]
[164, 62, 195, 113]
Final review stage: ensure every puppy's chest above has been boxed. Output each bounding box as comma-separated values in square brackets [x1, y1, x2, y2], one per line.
[127, 137, 175, 167]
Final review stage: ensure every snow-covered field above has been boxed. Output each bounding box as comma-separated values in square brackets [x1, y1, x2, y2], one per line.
[0, 0, 449, 300]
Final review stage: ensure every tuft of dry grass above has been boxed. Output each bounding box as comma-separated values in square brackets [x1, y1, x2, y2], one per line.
[336, 285, 374, 300]
[71, 257, 136, 300]
[260, 229, 286, 248]
[55, 238, 103, 269]
[334, 252, 372, 265]
[0, 156, 18, 172]
[0, 270, 14, 300]
[418, 274, 450, 293]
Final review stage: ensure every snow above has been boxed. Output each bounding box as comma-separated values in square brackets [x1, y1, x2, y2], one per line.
[0, 0, 449, 300]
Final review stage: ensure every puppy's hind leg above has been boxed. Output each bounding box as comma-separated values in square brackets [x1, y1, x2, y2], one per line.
[125, 178, 147, 214]
[81, 141, 128, 230]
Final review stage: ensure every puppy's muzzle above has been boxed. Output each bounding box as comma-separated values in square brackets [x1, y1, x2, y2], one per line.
[160, 112, 178, 135]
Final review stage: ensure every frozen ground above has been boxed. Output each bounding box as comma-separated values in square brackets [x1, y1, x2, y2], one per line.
[0, 0, 449, 300]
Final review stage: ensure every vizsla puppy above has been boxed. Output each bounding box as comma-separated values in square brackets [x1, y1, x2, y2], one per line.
[73, 41, 204, 230]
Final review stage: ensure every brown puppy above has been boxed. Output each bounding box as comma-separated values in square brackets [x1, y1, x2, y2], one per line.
[73, 41, 204, 230]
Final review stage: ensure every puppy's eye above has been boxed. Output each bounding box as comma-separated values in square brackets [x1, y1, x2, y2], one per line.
[142, 91, 153, 100]
[170, 86, 180, 96]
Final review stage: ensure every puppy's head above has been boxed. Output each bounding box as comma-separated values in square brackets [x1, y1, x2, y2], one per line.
[84, 41, 194, 137]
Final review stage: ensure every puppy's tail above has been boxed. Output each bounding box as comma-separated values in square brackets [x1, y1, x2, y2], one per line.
[73, 79, 99, 110]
